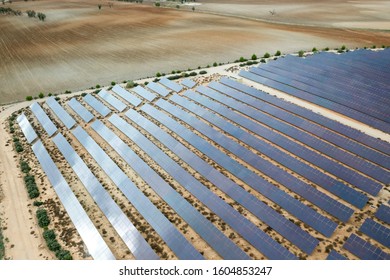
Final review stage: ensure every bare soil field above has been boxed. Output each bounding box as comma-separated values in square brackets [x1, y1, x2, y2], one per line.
[1, 0, 390, 104]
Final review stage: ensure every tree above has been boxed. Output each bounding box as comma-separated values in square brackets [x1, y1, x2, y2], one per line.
[192, 6, 195, 11]
[155, 2, 160, 7]
[251, 54, 257, 60]
[126, 80, 135, 88]
[275, 50, 281, 56]
[312, 47, 317, 52]
[26, 96, 33, 101]
[38, 92, 44, 98]
[98, 4, 102, 10]
[176, 5, 180, 9]
[111, 81, 116, 86]
[298, 50, 304, 57]
[263, 52, 270, 58]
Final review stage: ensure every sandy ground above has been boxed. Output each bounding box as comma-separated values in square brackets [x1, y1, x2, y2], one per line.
[1, 0, 390, 104]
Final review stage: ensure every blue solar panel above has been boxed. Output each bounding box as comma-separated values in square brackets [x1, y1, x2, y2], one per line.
[141, 104, 338, 237]
[146, 82, 170, 97]
[220, 77, 390, 156]
[71, 126, 204, 260]
[46, 97, 76, 129]
[326, 250, 348, 260]
[17, 113, 38, 144]
[98, 89, 127, 112]
[52, 133, 159, 260]
[209, 81, 390, 173]
[31, 140, 115, 260]
[109, 113, 297, 260]
[343, 234, 389, 260]
[30, 102, 58, 137]
[359, 218, 390, 247]
[181, 78, 197, 89]
[196, 85, 382, 196]
[111, 85, 142, 107]
[96, 117, 251, 260]
[67, 98, 94, 123]
[132, 86, 157, 102]
[159, 77, 183, 93]
[181, 90, 368, 209]
[83, 94, 111, 117]
[375, 205, 390, 224]
[125, 109, 319, 255]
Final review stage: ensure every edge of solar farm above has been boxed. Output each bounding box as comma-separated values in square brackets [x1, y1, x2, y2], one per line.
[12, 49, 390, 260]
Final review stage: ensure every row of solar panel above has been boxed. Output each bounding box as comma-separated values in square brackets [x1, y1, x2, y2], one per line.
[240, 69, 390, 133]
[171, 92, 368, 209]
[208, 81, 390, 172]
[219, 77, 390, 156]
[193, 85, 382, 196]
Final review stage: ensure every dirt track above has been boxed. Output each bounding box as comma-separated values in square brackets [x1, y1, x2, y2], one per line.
[1, 0, 390, 104]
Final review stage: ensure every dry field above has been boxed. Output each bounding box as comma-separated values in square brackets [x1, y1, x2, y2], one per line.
[0, 0, 390, 104]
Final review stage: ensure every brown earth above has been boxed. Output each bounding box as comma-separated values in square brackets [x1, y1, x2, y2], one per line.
[0, 0, 390, 104]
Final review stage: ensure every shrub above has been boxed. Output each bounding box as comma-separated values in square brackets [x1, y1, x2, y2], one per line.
[96, 84, 100, 89]
[263, 52, 270, 58]
[156, 72, 161, 77]
[298, 50, 304, 57]
[56, 249, 72, 260]
[199, 70, 207, 75]
[26, 96, 33, 101]
[239, 57, 246, 62]
[176, 4, 179, 8]
[189, 71, 197, 76]
[43, 230, 56, 241]
[65, 90, 71, 94]
[15, 142, 24, 153]
[155, 2, 160, 7]
[48, 93, 52, 97]
[144, 81, 148, 85]
[20, 161, 31, 173]
[126, 80, 135, 88]
[341, 45, 346, 50]
[251, 54, 257, 60]
[33, 201, 43, 207]
[324, 47, 329, 51]
[81, 92, 87, 97]
[36, 208, 50, 228]
[260, 58, 266, 63]
[54, 97, 60, 101]
[38, 92, 44, 99]
[312, 47, 317, 52]
[111, 81, 116, 86]
[372, 45, 376, 49]
[47, 239, 61, 251]
[275, 50, 281, 56]
[213, 62, 217, 67]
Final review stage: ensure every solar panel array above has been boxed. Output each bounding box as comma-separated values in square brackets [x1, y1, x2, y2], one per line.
[239, 49, 390, 133]
[52, 133, 159, 260]
[16, 113, 38, 144]
[176, 91, 367, 209]
[67, 98, 94, 123]
[83, 94, 111, 117]
[343, 234, 389, 260]
[98, 89, 128, 112]
[111, 85, 142, 107]
[132, 86, 156, 102]
[181, 78, 196, 89]
[326, 250, 348, 260]
[72, 125, 203, 260]
[46, 97, 76, 129]
[31, 140, 115, 260]
[146, 81, 170, 97]
[30, 102, 58, 137]
[359, 218, 390, 247]
[159, 77, 183, 93]
[375, 205, 390, 224]
[108, 114, 297, 259]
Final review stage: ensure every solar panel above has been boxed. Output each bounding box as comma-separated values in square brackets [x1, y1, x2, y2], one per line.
[125, 109, 318, 255]
[209, 81, 390, 173]
[343, 234, 389, 260]
[181, 78, 196, 89]
[375, 204, 390, 224]
[141, 104, 337, 237]
[111, 85, 142, 107]
[83, 94, 111, 117]
[359, 218, 390, 247]
[30, 102, 58, 137]
[161, 97, 353, 223]
[132, 86, 157, 102]
[31, 140, 115, 260]
[196, 85, 382, 196]
[220, 77, 390, 156]
[71, 126, 203, 260]
[181, 90, 368, 209]
[97, 89, 128, 112]
[17, 113, 38, 144]
[67, 98, 94, 123]
[52, 133, 159, 260]
[93, 118, 251, 260]
[159, 77, 183, 93]
[108, 114, 297, 260]
[46, 97, 76, 129]
[146, 82, 170, 97]
[326, 250, 348, 260]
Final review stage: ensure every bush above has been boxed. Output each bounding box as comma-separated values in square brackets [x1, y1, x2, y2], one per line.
[199, 70, 207, 75]
[251, 54, 257, 60]
[36, 208, 50, 228]
[298, 50, 304, 57]
[26, 96, 33, 101]
[263, 52, 270, 58]
[275, 50, 281, 56]
[38, 92, 44, 99]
